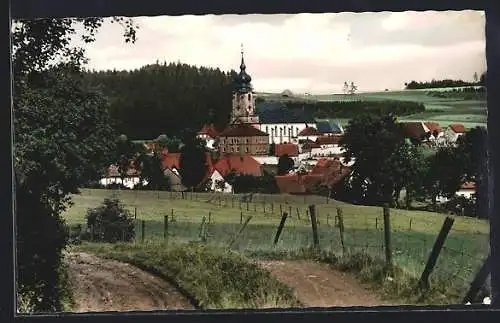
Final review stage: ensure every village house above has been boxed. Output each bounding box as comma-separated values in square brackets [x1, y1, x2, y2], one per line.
[202, 154, 262, 192]
[99, 164, 146, 189]
[444, 123, 467, 143]
[297, 126, 320, 143]
[275, 158, 351, 194]
[436, 181, 476, 203]
[424, 122, 444, 139]
[197, 124, 219, 150]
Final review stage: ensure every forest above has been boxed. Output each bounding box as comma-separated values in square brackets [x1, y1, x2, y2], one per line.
[84, 62, 238, 139]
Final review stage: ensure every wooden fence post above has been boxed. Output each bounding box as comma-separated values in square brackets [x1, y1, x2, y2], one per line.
[134, 207, 137, 219]
[417, 216, 455, 290]
[232, 196, 234, 208]
[254, 203, 257, 212]
[240, 211, 243, 224]
[271, 203, 274, 214]
[141, 220, 145, 243]
[227, 216, 253, 249]
[383, 206, 393, 269]
[337, 208, 345, 254]
[208, 211, 212, 224]
[296, 207, 301, 220]
[263, 202, 265, 213]
[376, 217, 378, 230]
[463, 254, 491, 304]
[199, 216, 207, 240]
[164, 215, 169, 242]
[273, 212, 288, 246]
[289, 206, 292, 219]
[409, 219, 413, 231]
[326, 213, 330, 226]
[309, 205, 320, 249]
[171, 209, 174, 222]
[246, 201, 249, 211]
[280, 204, 283, 215]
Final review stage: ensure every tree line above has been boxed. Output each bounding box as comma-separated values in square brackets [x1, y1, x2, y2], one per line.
[258, 99, 425, 119]
[404, 73, 486, 90]
[83, 62, 238, 139]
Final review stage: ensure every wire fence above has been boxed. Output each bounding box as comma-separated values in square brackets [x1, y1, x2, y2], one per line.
[76, 188, 490, 298]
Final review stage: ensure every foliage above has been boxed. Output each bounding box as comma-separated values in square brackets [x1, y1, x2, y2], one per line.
[84, 63, 238, 139]
[277, 154, 294, 175]
[77, 243, 300, 309]
[137, 151, 171, 191]
[13, 17, 138, 311]
[85, 198, 136, 243]
[281, 100, 425, 119]
[179, 136, 208, 190]
[232, 172, 278, 194]
[404, 76, 484, 89]
[340, 113, 409, 206]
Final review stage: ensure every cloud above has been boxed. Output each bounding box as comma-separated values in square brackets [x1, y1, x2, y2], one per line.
[79, 11, 485, 93]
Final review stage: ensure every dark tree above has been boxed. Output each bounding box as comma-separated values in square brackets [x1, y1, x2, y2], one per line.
[340, 113, 419, 206]
[179, 137, 208, 191]
[277, 154, 294, 175]
[13, 18, 138, 312]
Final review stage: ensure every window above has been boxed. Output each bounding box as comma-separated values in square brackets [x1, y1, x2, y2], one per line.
[248, 93, 251, 100]
[266, 126, 269, 133]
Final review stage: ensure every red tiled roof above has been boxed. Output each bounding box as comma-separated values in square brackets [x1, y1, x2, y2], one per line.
[161, 152, 213, 172]
[400, 122, 428, 139]
[298, 127, 320, 136]
[316, 135, 343, 145]
[275, 175, 305, 194]
[449, 123, 467, 133]
[161, 153, 181, 171]
[275, 143, 299, 157]
[275, 160, 351, 194]
[461, 182, 476, 190]
[198, 124, 219, 138]
[219, 124, 269, 137]
[214, 154, 262, 177]
[424, 122, 443, 134]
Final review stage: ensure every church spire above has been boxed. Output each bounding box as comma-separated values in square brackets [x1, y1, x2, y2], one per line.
[240, 43, 246, 71]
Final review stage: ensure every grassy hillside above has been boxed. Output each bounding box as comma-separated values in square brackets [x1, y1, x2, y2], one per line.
[64, 189, 489, 297]
[256, 89, 487, 129]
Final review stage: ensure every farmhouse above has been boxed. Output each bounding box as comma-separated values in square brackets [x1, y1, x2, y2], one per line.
[99, 164, 146, 189]
[197, 123, 219, 150]
[212, 154, 262, 177]
[297, 126, 320, 143]
[400, 122, 429, 142]
[445, 123, 467, 143]
[436, 181, 476, 203]
[424, 122, 444, 139]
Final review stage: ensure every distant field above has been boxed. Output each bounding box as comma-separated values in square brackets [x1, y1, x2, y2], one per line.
[64, 189, 489, 293]
[256, 89, 487, 129]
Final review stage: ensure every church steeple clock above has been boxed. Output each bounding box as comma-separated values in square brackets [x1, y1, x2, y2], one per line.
[230, 44, 260, 127]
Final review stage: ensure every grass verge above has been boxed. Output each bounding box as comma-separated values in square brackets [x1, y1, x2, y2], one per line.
[73, 242, 301, 309]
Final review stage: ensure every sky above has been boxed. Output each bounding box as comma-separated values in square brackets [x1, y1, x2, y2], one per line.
[79, 10, 486, 94]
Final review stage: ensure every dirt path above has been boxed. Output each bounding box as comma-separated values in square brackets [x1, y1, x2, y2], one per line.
[258, 260, 389, 308]
[67, 252, 195, 312]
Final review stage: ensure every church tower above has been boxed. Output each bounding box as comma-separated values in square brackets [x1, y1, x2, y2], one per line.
[230, 44, 260, 127]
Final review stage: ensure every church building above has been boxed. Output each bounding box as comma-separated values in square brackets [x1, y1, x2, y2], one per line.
[218, 46, 269, 156]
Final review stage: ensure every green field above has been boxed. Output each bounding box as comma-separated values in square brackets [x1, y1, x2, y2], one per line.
[64, 189, 489, 296]
[257, 89, 487, 129]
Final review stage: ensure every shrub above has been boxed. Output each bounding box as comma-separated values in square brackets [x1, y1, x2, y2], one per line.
[85, 198, 135, 243]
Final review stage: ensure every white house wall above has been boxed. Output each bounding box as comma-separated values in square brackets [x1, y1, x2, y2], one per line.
[252, 156, 279, 165]
[210, 171, 233, 193]
[99, 176, 147, 189]
[260, 123, 316, 144]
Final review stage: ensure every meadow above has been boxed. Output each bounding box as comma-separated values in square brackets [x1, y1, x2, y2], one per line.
[64, 189, 489, 300]
[258, 88, 487, 129]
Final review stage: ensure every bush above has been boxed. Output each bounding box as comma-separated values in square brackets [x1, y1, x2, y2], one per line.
[85, 198, 135, 243]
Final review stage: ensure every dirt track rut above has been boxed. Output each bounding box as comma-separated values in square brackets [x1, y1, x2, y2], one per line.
[67, 252, 194, 312]
[258, 260, 388, 308]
